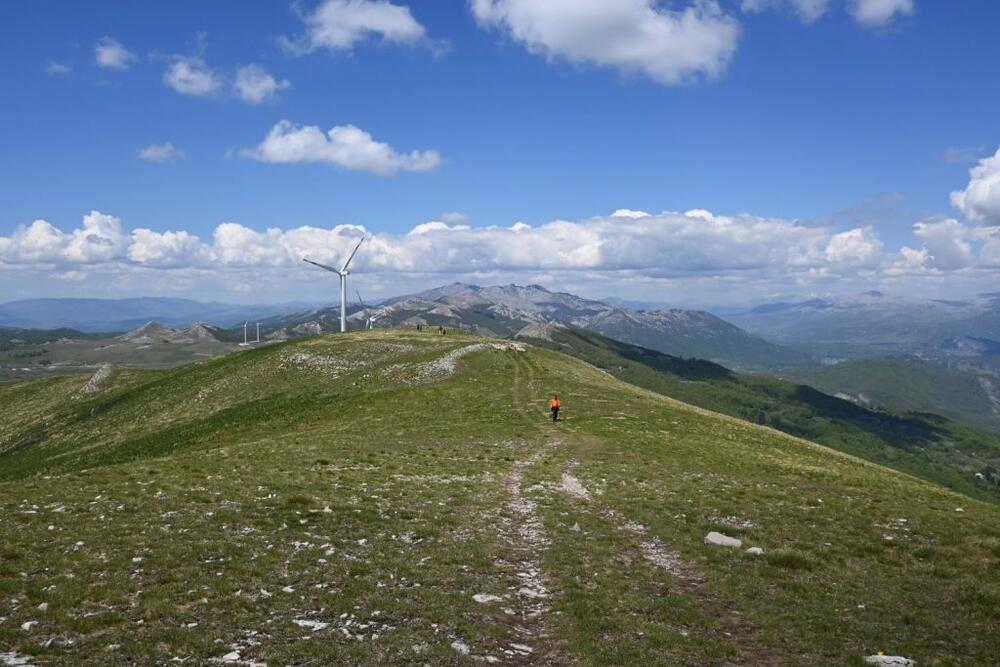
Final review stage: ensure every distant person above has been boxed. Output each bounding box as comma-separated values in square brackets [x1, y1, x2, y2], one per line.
[550, 395, 561, 422]
[438, 325, 445, 335]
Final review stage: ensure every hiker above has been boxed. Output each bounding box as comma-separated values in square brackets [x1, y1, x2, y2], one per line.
[550, 395, 561, 422]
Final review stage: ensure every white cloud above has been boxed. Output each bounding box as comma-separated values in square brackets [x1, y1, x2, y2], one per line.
[612, 209, 652, 219]
[742, 0, 913, 27]
[94, 37, 136, 70]
[281, 0, 429, 54]
[4, 207, 998, 303]
[824, 227, 884, 268]
[240, 120, 443, 175]
[951, 147, 1000, 225]
[980, 229, 1000, 268]
[163, 57, 221, 96]
[741, 0, 831, 23]
[138, 142, 185, 163]
[128, 229, 210, 268]
[46, 61, 72, 76]
[911, 218, 973, 270]
[0, 211, 129, 265]
[233, 65, 290, 104]
[470, 0, 741, 85]
[848, 0, 914, 27]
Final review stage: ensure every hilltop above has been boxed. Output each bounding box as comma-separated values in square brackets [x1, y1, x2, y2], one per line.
[1, 329, 998, 664]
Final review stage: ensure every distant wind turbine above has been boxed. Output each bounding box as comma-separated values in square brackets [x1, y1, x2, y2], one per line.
[303, 235, 365, 333]
[356, 289, 376, 330]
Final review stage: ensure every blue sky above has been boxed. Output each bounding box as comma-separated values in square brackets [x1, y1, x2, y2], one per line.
[1, 0, 998, 306]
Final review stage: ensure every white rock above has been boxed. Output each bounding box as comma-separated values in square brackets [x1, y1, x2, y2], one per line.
[955, 508, 965, 513]
[20, 621, 37, 631]
[451, 640, 471, 655]
[281, 586, 294, 594]
[221, 651, 241, 662]
[0, 652, 35, 666]
[864, 655, 916, 666]
[473, 593, 503, 603]
[292, 619, 329, 631]
[746, 547, 764, 555]
[37, 603, 48, 611]
[705, 531, 742, 548]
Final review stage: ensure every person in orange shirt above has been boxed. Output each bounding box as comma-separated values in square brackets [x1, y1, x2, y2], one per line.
[550, 395, 561, 422]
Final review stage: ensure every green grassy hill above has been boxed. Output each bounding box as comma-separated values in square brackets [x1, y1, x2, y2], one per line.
[519, 326, 1000, 504]
[779, 357, 1000, 434]
[2, 330, 999, 665]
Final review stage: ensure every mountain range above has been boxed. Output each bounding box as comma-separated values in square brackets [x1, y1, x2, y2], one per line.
[261, 283, 811, 369]
[729, 291, 1000, 350]
[0, 297, 315, 332]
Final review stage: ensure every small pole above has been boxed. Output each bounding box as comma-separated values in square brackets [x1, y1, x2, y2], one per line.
[243, 322, 248, 345]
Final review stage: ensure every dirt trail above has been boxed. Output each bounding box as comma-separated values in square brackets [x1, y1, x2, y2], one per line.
[560, 460, 702, 588]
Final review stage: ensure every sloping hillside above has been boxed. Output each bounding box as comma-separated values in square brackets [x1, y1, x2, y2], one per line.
[1, 330, 998, 665]
[780, 357, 1000, 434]
[517, 325, 1000, 502]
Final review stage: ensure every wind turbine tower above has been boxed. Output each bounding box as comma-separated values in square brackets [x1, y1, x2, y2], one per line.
[303, 235, 366, 333]
[255, 322, 260, 343]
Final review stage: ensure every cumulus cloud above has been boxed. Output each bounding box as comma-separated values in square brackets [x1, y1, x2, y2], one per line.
[0, 211, 129, 265]
[240, 120, 443, 175]
[910, 218, 974, 270]
[138, 142, 185, 163]
[233, 65, 290, 104]
[95, 37, 136, 70]
[4, 208, 998, 302]
[951, 147, 1000, 225]
[848, 0, 914, 27]
[470, 0, 740, 85]
[281, 0, 429, 54]
[128, 229, 211, 267]
[824, 227, 885, 268]
[163, 57, 221, 96]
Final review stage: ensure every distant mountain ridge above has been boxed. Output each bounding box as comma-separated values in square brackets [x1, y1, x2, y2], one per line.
[731, 291, 1000, 346]
[118, 321, 230, 345]
[0, 297, 316, 332]
[262, 282, 810, 368]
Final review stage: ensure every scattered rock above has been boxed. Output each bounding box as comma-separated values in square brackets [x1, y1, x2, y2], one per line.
[0, 652, 35, 666]
[451, 640, 471, 655]
[292, 619, 329, 631]
[221, 650, 241, 662]
[20, 621, 37, 631]
[864, 655, 916, 666]
[746, 547, 764, 555]
[473, 593, 503, 603]
[705, 531, 742, 548]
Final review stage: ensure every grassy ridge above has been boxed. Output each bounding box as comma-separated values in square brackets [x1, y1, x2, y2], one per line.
[1, 330, 999, 664]
[520, 326, 1000, 503]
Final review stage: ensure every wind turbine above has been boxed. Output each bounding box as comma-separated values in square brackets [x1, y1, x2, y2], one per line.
[303, 235, 365, 333]
[356, 289, 376, 330]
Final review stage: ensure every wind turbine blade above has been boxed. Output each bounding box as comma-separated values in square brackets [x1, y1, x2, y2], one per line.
[355, 289, 368, 311]
[340, 235, 365, 273]
[303, 258, 341, 274]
